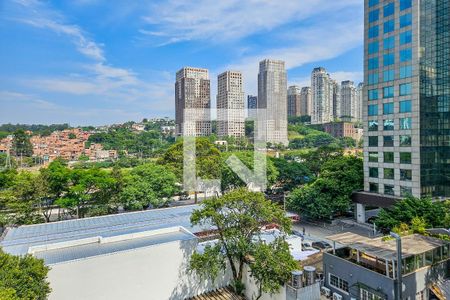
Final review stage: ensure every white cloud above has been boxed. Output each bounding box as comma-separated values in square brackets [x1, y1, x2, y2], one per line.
[142, 0, 362, 44]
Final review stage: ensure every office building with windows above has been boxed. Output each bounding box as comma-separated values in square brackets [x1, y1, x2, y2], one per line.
[356, 82, 365, 122]
[311, 67, 334, 124]
[247, 95, 258, 119]
[300, 87, 313, 117]
[359, 0, 450, 214]
[175, 67, 211, 136]
[340, 80, 359, 122]
[258, 59, 289, 146]
[287, 85, 302, 117]
[217, 71, 245, 137]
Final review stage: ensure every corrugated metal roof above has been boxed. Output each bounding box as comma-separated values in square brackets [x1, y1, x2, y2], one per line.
[1, 205, 211, 256]
[33, 229, 195, 265]
[327, 232, 449, 261]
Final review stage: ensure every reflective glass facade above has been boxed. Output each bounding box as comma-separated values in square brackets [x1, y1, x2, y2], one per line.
[364, 0, 450, 198]
[419, 0, 450, 197]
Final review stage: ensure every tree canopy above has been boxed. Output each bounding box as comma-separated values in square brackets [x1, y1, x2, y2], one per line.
[375, 197, 450, 233]
[0, 250, 51, 300]
[288, 155, 363, 219]
[189, 188, 296, 295]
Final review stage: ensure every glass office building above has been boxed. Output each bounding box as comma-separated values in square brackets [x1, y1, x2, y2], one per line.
[363, 0, 450, 198]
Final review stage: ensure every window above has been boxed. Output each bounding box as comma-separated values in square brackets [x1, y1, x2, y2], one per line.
[369, 0, 379, 7]
[368, 41, 379, 54]
[383, 102, 394, 114]
[400, 135, 412, 146]
[400, 169, 412, 181]
[400, 48, 412, 62]
[400, 186, 412, 197]
[384, 152, 394, 163]
[383, 86, 394, 98]
[369, 9, 380, 23]
[368, 73, 379, 85]
[384, 184, 395, 195]
[400, 83, 412, 96]
[368, 89, 379, 100]
[400, 152, 412, 164]
[384, 53, 395, 66]
[400, 0, 412, 11]
[368, 57, 379, 70]
[384, 3, 395, 17]
[329, 274, 349, 293]
[369, 152, 378, 162]
[369, 120, 379, 131]
[400, 13, 412, 28]
[384, 119, 394, 130]
[400, 100, 412, 113]
[400, 65, 413, 78]
[384, 136, 394, 147]
[384, 169, 395, 180]
[369, 183, 379, 193]
[369, 136, 378, 147]
[369, 25, 379, 38]
[384, 36, 395, 50]
[400, 31, 412, 45]
[369, 167, 379, 178]
[369, 104, 379, 116]
[400, 117, 412, 130]
[384, 20, 395, 34]
[383, 69, 395, 82]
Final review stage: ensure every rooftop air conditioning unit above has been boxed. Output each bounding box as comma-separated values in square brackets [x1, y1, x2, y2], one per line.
[333, 293, 343, 300]
[321, 287, 331, 297]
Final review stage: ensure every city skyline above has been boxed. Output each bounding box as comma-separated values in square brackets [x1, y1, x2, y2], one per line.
[0, 0, 363, 126]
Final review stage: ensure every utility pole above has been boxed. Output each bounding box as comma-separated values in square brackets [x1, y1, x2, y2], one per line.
[390, 232, 403, 300]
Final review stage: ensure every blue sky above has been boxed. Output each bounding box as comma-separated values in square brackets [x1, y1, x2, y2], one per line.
[0, 0, 364, 126]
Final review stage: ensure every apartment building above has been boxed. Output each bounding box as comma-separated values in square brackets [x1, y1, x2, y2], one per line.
[217, 71, 245, 137]
[175, 67, 211, 137]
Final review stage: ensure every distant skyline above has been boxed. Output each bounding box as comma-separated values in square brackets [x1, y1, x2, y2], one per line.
[0, 0, 363, 126]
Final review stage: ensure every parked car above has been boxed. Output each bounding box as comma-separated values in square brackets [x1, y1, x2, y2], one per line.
[312, 241, 332, 251]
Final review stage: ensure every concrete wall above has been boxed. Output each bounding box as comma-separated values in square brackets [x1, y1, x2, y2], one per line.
[323, 252, 396, 300]
[324, 252, 450, 300]
[48, 238, 231, 300]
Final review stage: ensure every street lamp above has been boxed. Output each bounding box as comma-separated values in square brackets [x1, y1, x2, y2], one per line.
[390, 232, 402, 300]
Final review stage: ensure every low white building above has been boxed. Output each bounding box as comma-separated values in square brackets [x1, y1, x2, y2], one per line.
[0, 205, 321, 300]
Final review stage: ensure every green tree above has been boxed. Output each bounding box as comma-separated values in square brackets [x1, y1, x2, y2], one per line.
[0, 249, 51, 300]
[189, 188, 293, 294]
[11, 130, 33, 158]
[295, 145, 344, 177]
[271, 157, 313, 192]
[56, 168, 115, 218]
[159, 138, 221, 202]
[220, 152, 278, 192]
[250, 237, 298, 300]
[0, 171, 43, 225]
[38, 161, 71, 222]
[288, 155, 363, 219]
[375, 196, 448, 232]
[119, 163, 178, 210]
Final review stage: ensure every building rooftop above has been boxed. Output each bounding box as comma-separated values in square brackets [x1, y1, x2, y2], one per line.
[327, 232, 449, 261]
[33, 227, 195, 265]
[188, 286, 245, 300]
[0, 204, 210, 256]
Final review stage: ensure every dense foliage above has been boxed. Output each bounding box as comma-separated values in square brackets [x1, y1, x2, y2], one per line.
[375, 197, 450, 233]
[0, 123, 69, 136]
[88, 128, 171, 157]
[0, 250, 51, 300]
[288, 154, 364, 219]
